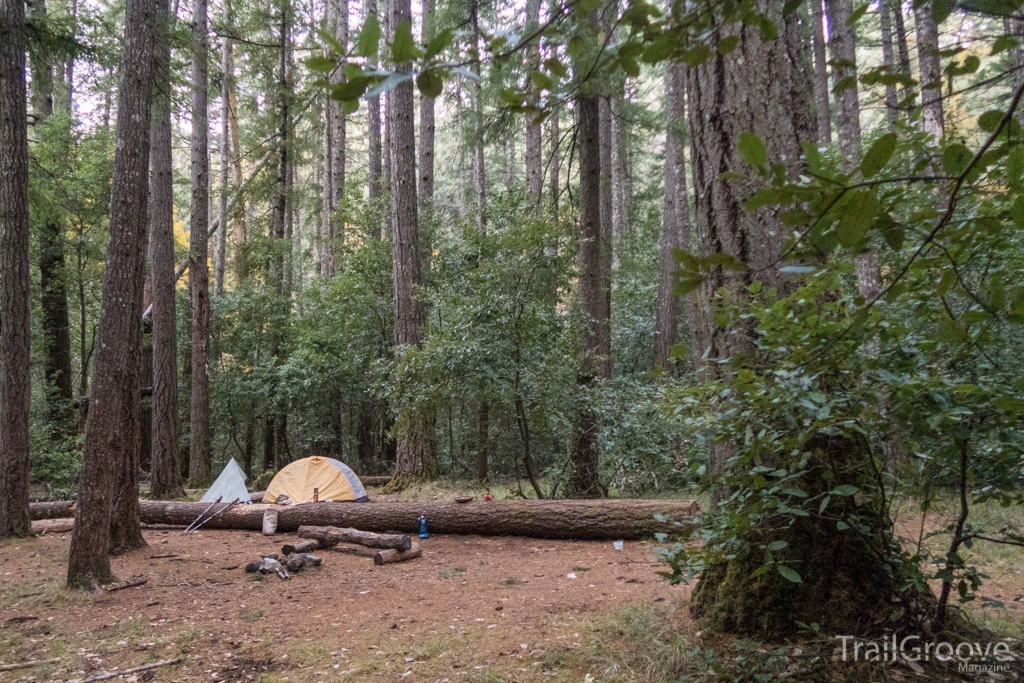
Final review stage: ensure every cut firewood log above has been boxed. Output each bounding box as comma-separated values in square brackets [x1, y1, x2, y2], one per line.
[359, 476, 392, 486]
[281, 539, 321, 556]
[28, 501, 75, 520]
[250, 491, 265, 503]
[130, 499, 699, 540]
[374, 542, 421, 565]
[298, 525, 412, 551]
[31, 518, 74, 534]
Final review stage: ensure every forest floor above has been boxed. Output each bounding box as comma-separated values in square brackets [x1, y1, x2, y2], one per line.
[1, 483, 1022, 683]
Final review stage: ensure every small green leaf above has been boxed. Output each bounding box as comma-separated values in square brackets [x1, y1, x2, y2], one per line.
[416, 70, 443, 99]
[777, 565, 802, 583]
[1011, 195, 1024, 229]
[717, 35, 739, 55]
[305, 55, 337, 72]
[832, 485, 859, 496]
[354, 14, 381, 57]
[836, 521, 851, 531]
[836, 190, 878, 248]
[978, 110, 1004, 133]
[738, 132, 767, 167]
[424, 28, 453, 59]
[942, 143, 972, 176]
[767, 540, 788, 552]
[991, 35, 1019, 55]
[860, 133, 897, 179]
[391, 19, 416, 63]
[931, 0, 954, 24]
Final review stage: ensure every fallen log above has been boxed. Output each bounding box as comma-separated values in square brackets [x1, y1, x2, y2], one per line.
[374, 542, 422, 565]
[31, 518, 74, 534]
[359, 476, 392, 487]
[135, 499, 698, 540]
[298, 525, 411, 551]
[28, 501, 75, 520]
[250, 491, 265, 503]
[281, 539, 321, 555]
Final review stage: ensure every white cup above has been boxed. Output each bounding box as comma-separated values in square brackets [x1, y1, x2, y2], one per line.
[613, 541, 624, 551]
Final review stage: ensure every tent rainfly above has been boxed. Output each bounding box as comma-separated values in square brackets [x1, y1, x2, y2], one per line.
[264, 457, 369, 503]
[200, 458, 252, 504]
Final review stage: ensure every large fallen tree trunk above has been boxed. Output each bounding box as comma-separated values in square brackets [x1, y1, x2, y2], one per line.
[128, 499, 698, 540]
[28, 501, 75, 519]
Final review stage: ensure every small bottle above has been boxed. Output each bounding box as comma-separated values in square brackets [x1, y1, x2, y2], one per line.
[313, 487, 319, 503]
[418, 515, 429, 539]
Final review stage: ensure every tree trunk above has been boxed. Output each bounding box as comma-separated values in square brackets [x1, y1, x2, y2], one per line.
[418, 0, 435, 214]
[30, 0, 75, 444]
[879, 0, 898, 126]
[914, 1, 944, 141]
[653, 62, 690, 371]
[188, 0, 212, 488]
[687, 2, 812, 502]
[476, 402, 488, 481]
[470, 0, 486, 231]
[228, 76, 247, 281]
[365, 0, 382, 214]
[214, 0, 231, 297]
[825, 0, 859, 162]
[327, 0, 347, 275]
[610, 94, 630, 254]
[149, 27, 184, 498]
[67, 0, 155, 586]
[0, 0, 33, 539]
[388, 0, 436, 484]
[133, 499, 700, 540]
[597, 96, 613, 353]
[524, 0, 542, 207]
[566, 95, 604, 499]
[548, 106, 559, 211]
[809, 0, 830, 145]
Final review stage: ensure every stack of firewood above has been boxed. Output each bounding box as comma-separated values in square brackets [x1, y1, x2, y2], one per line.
[292, 525, 422, 565]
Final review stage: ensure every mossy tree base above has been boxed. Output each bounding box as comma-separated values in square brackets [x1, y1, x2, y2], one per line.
[690, 515, 932, 640]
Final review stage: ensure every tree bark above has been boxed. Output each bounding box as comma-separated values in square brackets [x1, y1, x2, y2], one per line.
[610, 94, 630, 253]
[0, 0, 32, 538]
[548, 107, 559, 212]
[68, 0, 155, 587]
[524, 0, 543, 207]
[825, 0, 860, 162]
[366, 0, 382, 215]
[30, 0, 75, 444]
[214, 0, 231, 297]
[389, 0, 436, 484]
[809, 0, 830, 145]
[879, 0, 898, 126]
[914, 1, 944, 141]
[188, 0, 212, 488]
[298, 525, 412, 550]
[687, 0, 812, 502]
[597, 96, 613, 353]
[134, 499, 700, 540]
[653, 62, 690, 371]
[470, 0, 486, 231]
[566, 95, 604, 498]
[418, 0, 435, 214]
[149, 0, 183, 501]
[327, 0, 347, 275]
[476, 402, 488, 481]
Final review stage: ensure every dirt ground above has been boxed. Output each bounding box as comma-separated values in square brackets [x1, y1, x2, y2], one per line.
[0, 524, 689, 683]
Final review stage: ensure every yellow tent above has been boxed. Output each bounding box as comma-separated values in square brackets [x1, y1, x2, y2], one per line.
[264, 457, 369, 503]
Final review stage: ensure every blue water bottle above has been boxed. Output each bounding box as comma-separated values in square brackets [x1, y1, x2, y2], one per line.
[417, 515, 429, 539]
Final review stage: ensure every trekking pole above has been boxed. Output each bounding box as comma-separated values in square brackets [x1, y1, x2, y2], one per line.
[183, 496, 222, 534]
[187, 499, 240, 534]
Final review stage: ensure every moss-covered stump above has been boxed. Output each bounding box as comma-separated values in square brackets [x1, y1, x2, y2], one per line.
[690, 515, 928, 639]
